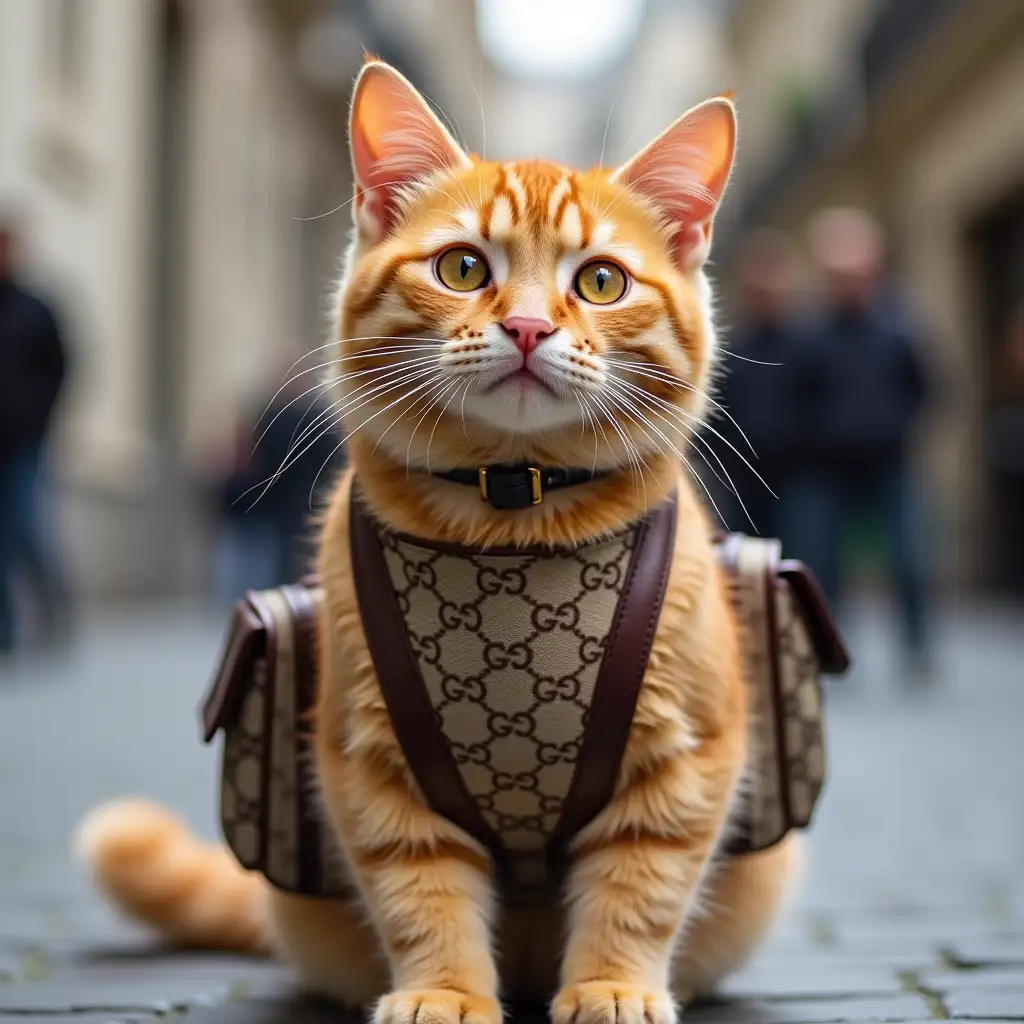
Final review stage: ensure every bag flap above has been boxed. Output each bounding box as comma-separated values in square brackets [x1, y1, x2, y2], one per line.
[200, 593, 270, 743]
[716, 532, 851, 677]
[778, 560, 851, 675]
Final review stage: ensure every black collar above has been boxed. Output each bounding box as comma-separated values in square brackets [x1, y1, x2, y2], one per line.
[433, 464, 611, 510]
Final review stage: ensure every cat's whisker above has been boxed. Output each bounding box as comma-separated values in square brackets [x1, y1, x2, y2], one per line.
[681, 455, 729, 528]
[374, 373, 455, 462]
[607, 382, 729, 525]
[281, 357, 442, 457]
[403, 377, 459, 473]
[292, 176, 469, 224]
[606, 378, 741, 527]
[604, 357, 759, 459]
[305, 369, 453, 509]
[603, 385, 685, 470]
[459, 376, 474, 436]
[425, 376, 472, 474]
[239, 365, 443, 510]
[579, 397, 603, 475]
[590, 101, 617, 221]
[608, 369, 776, 501]
[573, 391, 588, 444]
[254, 340, 443, 434]
[576, 390, 611, 473]
[608, 375, 748, 509]
[279, 336, 443, 376]
[254, 353, 440, 457]
[724, 351, 785, 367]
[611, 373, 759, 520]
[588, 392, 650, 506]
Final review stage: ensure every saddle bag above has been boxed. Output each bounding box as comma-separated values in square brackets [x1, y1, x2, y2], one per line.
[200, 528, 849, 897]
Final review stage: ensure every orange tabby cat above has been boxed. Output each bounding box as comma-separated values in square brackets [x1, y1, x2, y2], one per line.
[76, 60, 797, 1024]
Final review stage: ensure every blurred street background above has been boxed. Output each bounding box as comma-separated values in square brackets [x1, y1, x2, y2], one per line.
[1, 1, 1024, 1018]
[0, 0, 1022, 633]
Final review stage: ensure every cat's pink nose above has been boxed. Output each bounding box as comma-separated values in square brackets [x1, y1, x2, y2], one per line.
[501, 317, 554, 356]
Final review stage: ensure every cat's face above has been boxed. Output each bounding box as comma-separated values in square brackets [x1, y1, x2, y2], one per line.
[333, 61, 735, 473]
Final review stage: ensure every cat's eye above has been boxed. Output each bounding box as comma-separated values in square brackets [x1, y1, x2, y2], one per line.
[575, 260, 627, 305]
[436, 248, 490, 292]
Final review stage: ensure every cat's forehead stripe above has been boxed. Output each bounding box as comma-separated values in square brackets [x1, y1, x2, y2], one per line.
[547, 175, 572, 223]
[502, 166, 528, 213]
[489, 195, 516, 238]
[559, 204, 584, 250]
[480, 164, 521, 240]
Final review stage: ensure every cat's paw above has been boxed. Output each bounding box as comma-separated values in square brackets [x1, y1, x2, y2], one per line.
[374, 989, 501, 1024]
[551, 982, 676, 1024]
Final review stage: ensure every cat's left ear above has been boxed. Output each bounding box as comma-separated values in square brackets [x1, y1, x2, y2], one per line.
[349, 60, 472, 242]
[611, 97, 736, 268]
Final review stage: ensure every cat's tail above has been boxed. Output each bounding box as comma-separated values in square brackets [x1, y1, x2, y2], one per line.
[74, 798, 271, 954]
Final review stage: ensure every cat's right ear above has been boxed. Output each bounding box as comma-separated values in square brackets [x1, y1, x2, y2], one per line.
[349, 60, 471, 243]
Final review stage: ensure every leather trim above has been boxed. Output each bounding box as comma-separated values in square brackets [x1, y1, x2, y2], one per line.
[386, 529, 631, 559]
[348, 487, 504, 860]
[246, 589, 280, 875]
[551, 495, 679, 846]
[763, 547, 792, 846]
[200, 598, 265, 743]
[281, 584, 323, 896]
[778, 560, 851, 675]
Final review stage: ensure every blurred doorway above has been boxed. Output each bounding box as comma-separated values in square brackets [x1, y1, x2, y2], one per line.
[972, 187, 1024, 599]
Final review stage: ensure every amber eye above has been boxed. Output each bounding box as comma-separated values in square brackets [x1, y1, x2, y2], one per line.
[436, 248, 490, 292]
[574, 260, 627, 305]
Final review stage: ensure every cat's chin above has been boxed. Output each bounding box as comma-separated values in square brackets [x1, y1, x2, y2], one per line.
[460, 377, 584, 435]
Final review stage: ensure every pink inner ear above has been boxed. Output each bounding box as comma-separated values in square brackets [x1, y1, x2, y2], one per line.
[350, 65, 470, 237]
[614, 100, 735, 261]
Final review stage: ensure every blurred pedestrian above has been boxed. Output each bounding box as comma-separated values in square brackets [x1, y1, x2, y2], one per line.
[713, 228, 811, 546]
[209, 414, 279, 605]
[791, 207, 933, 677]
[986, 306, 1024, 599]
[0, 215, 70, 653]
[252, 355, 348, 584]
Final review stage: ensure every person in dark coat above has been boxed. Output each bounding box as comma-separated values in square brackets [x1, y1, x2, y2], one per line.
[252, 367, 348, 584]
[0, 219, 69, 652]
[791, 207, 933, 675]
[712, 228, 811, 548]
[986, 307, 1024, 599]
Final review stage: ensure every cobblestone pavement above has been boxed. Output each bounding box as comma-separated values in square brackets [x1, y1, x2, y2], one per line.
[1, 597, 1023, 1023]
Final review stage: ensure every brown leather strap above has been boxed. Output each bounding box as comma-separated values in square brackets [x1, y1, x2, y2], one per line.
[348, 488, 504, 859]
[551, 496, 678, 847]
[201, 598, 265, 743]
[778, 560, 850, 674]
[280, 583, 325, 895]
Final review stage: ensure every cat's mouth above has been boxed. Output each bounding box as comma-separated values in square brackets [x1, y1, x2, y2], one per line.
[483, 368, 558, 397]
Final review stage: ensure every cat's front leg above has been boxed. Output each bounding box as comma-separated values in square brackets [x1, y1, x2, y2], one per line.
[552, 732, 743, 1024]
[317, 743, 502, 1024]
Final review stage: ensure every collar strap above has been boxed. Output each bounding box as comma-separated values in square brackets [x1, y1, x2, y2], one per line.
[433, 464, 611, 511]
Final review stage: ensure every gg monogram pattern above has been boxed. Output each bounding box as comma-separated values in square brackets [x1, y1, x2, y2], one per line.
[208, 530, 836, 896]
[379, 529, 636, 853]
[220, 657, 268, 873]
[720, 537, 827, 855]
[773, 581, 825, 829]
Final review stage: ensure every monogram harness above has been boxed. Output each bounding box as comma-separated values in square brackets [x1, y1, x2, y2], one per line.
[202, 471, 848, 901]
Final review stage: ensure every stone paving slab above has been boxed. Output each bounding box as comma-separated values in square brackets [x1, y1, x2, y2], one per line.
[945, 988, 1024, 1019]
[684, 994, 933, 1023]
[0, 1016, 158, 1024]
[1, 600, 1023, 1022]
[0, 946, 295, 1014]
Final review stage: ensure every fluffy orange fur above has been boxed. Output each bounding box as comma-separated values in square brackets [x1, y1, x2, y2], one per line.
[76, 61, 797, 1024]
